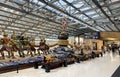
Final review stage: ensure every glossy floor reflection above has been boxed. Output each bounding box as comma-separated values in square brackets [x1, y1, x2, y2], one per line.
[0, 52, 120, 77]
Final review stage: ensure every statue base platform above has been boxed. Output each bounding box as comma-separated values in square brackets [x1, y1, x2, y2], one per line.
[58, 40, 69, 46]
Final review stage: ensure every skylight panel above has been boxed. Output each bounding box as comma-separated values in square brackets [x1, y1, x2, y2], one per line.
[81, 7, 91, 11]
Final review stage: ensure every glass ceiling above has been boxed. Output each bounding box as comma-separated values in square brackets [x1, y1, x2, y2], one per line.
[0, 0, 120, 38]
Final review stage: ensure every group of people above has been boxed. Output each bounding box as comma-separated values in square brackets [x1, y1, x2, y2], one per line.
[0, 31, 49, 60]
[111, 44, 120, 55]
[102, 43, 120, 55]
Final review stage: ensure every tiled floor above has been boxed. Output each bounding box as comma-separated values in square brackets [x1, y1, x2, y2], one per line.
[0, 52, 120, 77]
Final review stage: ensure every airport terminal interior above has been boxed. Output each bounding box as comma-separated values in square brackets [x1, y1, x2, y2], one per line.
[0, 0, 120, 77]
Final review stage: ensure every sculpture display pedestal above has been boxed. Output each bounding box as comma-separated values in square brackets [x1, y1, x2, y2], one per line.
[0, 57, 44, 74]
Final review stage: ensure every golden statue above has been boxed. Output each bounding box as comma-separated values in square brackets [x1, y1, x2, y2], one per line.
[0, 30, 16, 59]
[38, 36, 49, 55]
[10, 31, 25, 57]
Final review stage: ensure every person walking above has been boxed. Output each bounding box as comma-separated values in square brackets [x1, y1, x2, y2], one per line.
[111, 44, 115, 54]
[118, 45, 120, 56]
